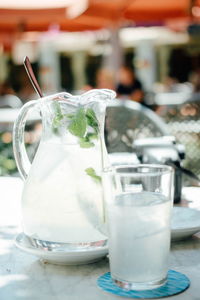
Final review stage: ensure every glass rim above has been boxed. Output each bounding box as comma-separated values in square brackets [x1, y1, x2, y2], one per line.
[104, 164, 174, 176]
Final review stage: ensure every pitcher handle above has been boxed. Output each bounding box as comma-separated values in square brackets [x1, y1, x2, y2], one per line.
[13, 100, 39, 180]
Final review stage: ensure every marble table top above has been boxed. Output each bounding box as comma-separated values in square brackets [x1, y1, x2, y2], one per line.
[1, 177, 200, 300]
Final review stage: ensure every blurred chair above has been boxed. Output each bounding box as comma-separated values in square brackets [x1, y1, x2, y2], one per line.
[156, 96, 200, 178]
[154, 92, 191, 106]
[0, 95, 22, 108]
[105, 99, 169, 153]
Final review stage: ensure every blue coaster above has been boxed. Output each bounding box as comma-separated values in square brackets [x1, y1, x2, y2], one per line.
[97, 270, 190, 298]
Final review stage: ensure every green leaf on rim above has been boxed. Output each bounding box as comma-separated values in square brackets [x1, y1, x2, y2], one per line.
[68, 107, 87, 138]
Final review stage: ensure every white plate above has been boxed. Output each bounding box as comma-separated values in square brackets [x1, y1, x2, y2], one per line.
[15, 207, 200, 263]
[15, 233, 108, 265]
[182, 187, 200, 209]
[171, 207, 200, 241]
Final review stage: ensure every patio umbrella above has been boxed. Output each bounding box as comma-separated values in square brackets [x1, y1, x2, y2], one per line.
[0, 1, 196, 94]
[0, 0, 197, 54]
[0, 0, 195, 34]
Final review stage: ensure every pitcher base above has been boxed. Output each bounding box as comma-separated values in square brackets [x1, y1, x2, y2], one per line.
[25, 235, 107, 252]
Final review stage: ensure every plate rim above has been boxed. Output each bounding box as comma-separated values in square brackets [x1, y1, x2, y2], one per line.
[15, 232, 109, 257]
[172, 206, 200, 231]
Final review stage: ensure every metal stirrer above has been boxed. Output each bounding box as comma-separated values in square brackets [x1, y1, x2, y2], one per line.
[23, 56, 43, 98]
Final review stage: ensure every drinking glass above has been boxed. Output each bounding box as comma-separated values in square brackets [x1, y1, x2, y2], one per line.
[103, 164, 174, 290]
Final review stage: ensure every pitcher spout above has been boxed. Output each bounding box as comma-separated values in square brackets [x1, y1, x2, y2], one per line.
[80, 89, 116, 105]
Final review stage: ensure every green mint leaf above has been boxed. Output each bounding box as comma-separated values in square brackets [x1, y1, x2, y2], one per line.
[68, 107, 87, 138]
[79, 139, 94, 148]
[52, 102, 64, 131]
[85, 167, 102, 182]
[54, 101, 62, 116]
[86, 108, 99, 134]
[86, 108, 97, 120]
[87, 133, 98, 140]
[79, 133, 97, 148]
[65, 114, 75, 119]
[53, 114, 63, 127]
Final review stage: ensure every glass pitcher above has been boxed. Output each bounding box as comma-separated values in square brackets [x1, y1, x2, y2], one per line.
[13, 89, 116, 250]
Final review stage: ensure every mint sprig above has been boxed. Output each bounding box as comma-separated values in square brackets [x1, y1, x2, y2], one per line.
[67, 107, 99, 148]
[52, 102, 64, 132]
[87, 132, 98, 140]
[52, 103, 99, 150]
[68, 107, 87, 138]
[86, 108, 99, 134]
[79, 138, 94, 148]
[79, 132, 98, 148]
[51, 103, 102, 184]
[85, 167, 102, 183]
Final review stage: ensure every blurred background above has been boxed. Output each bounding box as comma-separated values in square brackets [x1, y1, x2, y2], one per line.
[1, 0, 200, 180]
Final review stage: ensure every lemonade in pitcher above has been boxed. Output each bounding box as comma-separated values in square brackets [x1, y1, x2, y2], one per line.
[13, 90, 116, 248]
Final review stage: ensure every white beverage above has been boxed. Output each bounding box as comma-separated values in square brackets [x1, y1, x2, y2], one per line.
[107, 192, 171, 287]
[22, 141, 106, 243]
